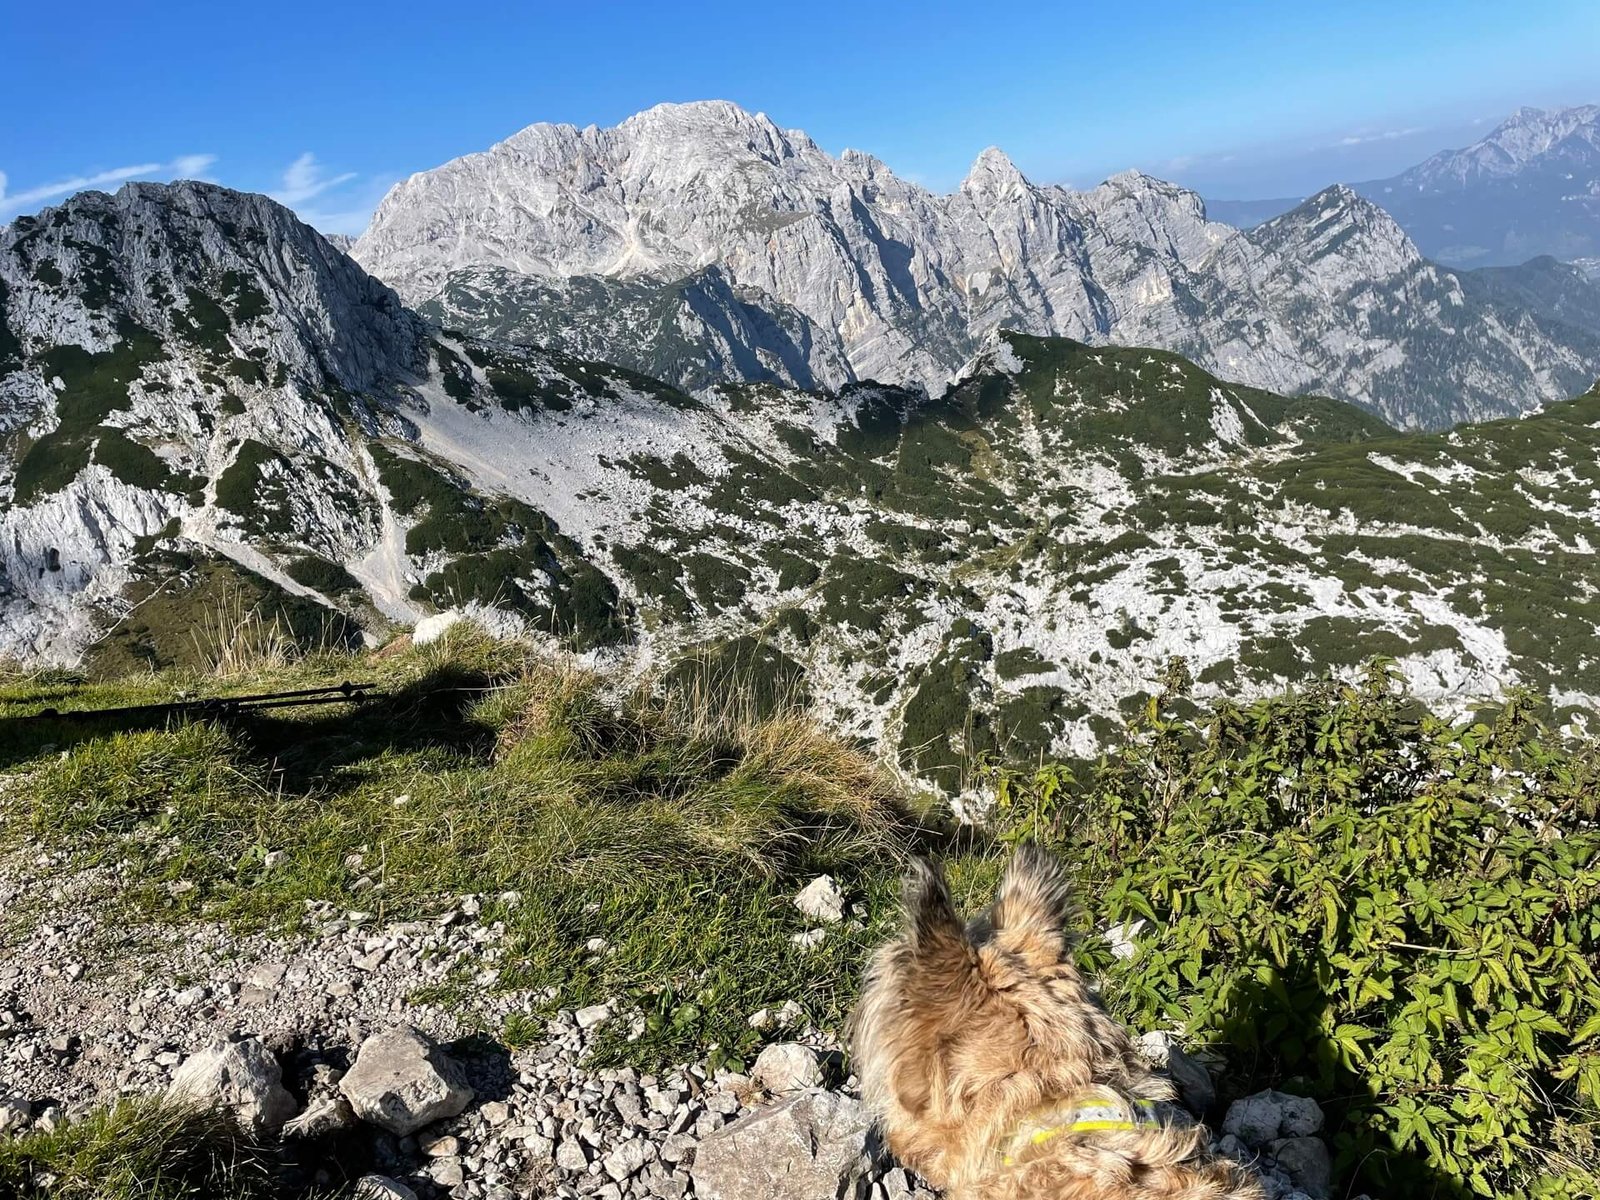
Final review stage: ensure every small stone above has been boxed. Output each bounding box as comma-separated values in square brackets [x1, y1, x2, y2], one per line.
[422, 1134, 460, 1157]
[575, 1004, 613, 1030]
[555, 1139, 590, 1171]
[659, 1133, 696, 1164]
[793, 875, 846, 924]
[790, 928, 827, 950]
[603, 1138, 652, 1181]
[283, 1095, 355, 1139]
[426, 1157, 465, 1187]
[752, 1043, 823, 1096]
[173, 984, 208, 1008]
[1101, 919, 1148, 960]
[774, 1000, 805, 1028]
[480, 1100, 510, 1125]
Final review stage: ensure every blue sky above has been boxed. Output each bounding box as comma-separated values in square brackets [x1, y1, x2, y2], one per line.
[2, 0, 1596, 233]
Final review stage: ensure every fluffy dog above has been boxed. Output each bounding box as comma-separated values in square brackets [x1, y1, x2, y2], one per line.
[851, 846, 1264, 1199]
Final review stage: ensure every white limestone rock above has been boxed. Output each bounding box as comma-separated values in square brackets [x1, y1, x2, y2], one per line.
[752, 1042, 823, 1096]
[338, 1023, 474, 1136]
[168, 1036, 297, 1136]
[691, 1091, 871, 1200]
[793, 875, 846, 924]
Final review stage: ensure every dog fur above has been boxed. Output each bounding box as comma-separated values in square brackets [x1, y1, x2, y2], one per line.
[851, 846, 1265, 1199]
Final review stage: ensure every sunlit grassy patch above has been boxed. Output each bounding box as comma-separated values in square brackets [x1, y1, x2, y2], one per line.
[0, 626, 941, 1069]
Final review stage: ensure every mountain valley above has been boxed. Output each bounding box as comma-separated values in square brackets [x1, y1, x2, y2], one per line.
[3, 180, 1598, 789]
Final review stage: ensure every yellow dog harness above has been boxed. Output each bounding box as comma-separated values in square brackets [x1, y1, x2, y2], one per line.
[1000, 1089, 1165, 1166]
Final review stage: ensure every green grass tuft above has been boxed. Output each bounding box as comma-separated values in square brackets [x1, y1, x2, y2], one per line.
[0, 1099, 277, 1200]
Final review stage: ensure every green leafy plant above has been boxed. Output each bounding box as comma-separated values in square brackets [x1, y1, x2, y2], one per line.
[995, 662, 1600, 1198]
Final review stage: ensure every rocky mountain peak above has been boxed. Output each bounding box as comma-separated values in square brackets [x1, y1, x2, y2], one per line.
[1257, 183, 1422, 273]
[1399, 103, 1600, 191]
[617, 99, 812, 163]
[960, 147, 1028, 198]
[1486, 103, 1599, 153]
[5, 180, 423, 396]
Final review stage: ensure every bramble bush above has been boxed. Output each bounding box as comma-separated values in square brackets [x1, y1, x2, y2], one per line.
[996, 662, 1600, 1198]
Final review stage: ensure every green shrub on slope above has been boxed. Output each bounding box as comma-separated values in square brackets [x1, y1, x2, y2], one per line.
[996, 665, 1600, 1199]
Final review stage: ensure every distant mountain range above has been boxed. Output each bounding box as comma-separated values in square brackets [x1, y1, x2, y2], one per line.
[349, 101, 1600, 430]
[3, 182, 1598, 777]
[1208, 105, 1600, 268]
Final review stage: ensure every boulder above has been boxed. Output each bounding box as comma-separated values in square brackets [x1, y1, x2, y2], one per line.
[338, 1024, 474, 1136]
[1270, 1136, 1333, 1200]
[794, 876, 847, 924]
[752, 1042, 824, 1095]
[1222, 1090, 1325, 1148]
[168, 1036, 296, 1136]
[691, 1091, 871, 1200]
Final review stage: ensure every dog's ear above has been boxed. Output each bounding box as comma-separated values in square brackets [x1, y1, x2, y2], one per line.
[902, 855, 964, 956]
[987, 843, 1073, 961]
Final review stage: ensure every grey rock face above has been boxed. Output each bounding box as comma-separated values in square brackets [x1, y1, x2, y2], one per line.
[167, 1035, 296, 1135]
[416, 265, 854, 394]
[338, 1023, 474, 1136]
[353, 100, 1600, 426]
[691, 1090, 871, 1200]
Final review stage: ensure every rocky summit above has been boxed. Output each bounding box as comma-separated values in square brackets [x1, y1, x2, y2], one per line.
[353, 100, 1600, 428]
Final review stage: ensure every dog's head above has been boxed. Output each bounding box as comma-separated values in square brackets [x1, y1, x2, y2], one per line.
[851, 846, 1258, 1196]
[852, 846, 1155, 1185]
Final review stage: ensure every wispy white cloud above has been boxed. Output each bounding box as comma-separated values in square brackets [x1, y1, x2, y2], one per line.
[171, 153, 220, 179]
[270, 152, 358, 207]
[293, 176, 397, 238]
[0, 154, 219, 217]
[1333, 127, 1426, 147]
